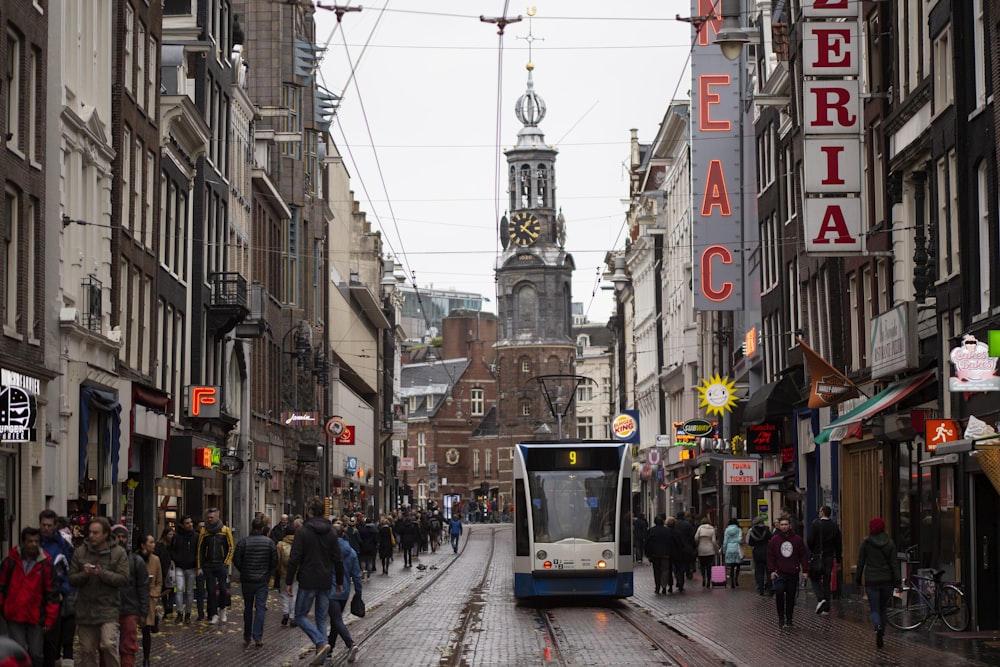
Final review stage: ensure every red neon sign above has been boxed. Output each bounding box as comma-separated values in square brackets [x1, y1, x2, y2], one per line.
[701, 245, 734, 301]
[190, 386, 217, 417]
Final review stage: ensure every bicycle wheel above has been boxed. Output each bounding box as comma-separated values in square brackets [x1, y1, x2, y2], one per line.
[939, 585, 969, 631]
[886, 587, 928, 630]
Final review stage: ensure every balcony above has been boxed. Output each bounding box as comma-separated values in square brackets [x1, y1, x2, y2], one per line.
[207, 272, 249, 335]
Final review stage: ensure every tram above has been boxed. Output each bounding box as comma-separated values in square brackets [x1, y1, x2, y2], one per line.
[512, 440, 633, 599]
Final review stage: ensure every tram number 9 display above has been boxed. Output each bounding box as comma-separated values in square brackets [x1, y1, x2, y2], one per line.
[525, 447, 621, 471]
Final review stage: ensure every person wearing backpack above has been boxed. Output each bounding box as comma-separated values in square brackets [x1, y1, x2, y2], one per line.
[746, 515, 773, 596]
[0, 527, 60, 665]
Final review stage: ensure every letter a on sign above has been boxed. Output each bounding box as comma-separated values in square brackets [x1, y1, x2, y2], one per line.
[805, 199, 861, 252]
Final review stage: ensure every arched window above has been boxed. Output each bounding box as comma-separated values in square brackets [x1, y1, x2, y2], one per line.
[516, 284, 537, 333]
[509, 165, 517, 211]
[536, 164, 548, 207]
[978, 160, 991, 312]
[519, 164, 532, 208]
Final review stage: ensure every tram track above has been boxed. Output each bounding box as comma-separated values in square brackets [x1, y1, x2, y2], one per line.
[325, 526, 498, 667]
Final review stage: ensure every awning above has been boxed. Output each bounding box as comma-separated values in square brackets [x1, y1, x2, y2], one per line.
[814, 370, 935, 445]
[743, 375, 801, 425]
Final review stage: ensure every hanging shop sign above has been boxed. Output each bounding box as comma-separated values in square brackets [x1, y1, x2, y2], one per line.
[696, 374, 738, 416]
[746, 422, 782, 454]
[399, 457, 414, 471]
[611, 411, 640, 443]
[925, 419, 961, 453]
[325, 416, 346, 438]
[682, 419, 714, 437]
[217, 455, 244, 475]
[186, 386, 220, 418]
[949, 335, 1000, 391]
[724, 459, 759, 485]
[0, 368, 39, 442]
[335, 424, 356, 445]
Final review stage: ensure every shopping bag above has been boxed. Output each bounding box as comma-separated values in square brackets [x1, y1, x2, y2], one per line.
[350, 595, 366, 618]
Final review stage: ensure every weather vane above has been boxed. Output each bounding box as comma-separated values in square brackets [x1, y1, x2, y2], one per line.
[516, 7, 544, 64]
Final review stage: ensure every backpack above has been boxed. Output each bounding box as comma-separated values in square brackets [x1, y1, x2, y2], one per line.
[429, 518, 441, 532]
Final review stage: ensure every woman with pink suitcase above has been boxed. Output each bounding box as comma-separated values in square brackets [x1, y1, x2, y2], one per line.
[693, 517, 719, 588]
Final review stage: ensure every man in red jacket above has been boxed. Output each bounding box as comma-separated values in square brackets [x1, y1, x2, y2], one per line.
[0, 526, 60, 664]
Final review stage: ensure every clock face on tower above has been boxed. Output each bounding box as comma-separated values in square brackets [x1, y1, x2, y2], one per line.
[509, 211, 541, 247]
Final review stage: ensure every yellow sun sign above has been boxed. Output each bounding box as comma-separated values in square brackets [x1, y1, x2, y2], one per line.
[696, 373, 739, 416]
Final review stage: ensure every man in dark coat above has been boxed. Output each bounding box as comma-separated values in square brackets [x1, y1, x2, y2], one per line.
[286, 497, 344, 665]
[234, 517, 278, 648]
[169, 515, 199, 624]
[807, 505, 843, 614]
[396, 514, 420, 568]
[358, 518, 378, 579]
[269, 515, 290, 590]
[632, 513, 649, 564]
[644, 516, 671, 595]
[673, 511, 697, 580]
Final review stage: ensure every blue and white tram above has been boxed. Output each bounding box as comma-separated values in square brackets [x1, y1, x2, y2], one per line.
[512, 440, 633, 599]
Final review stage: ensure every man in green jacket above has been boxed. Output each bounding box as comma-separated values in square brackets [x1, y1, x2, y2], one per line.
[68, 517, 130, 667]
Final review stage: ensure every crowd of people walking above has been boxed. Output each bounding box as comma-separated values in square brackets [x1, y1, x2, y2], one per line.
[0, 502, 465, 666]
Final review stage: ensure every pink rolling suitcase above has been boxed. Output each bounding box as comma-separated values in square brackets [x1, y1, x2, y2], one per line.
[711, 556, 727, 587]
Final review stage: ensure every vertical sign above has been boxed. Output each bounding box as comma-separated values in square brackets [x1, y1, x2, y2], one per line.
[802, 0, 864, 253]
[690, 0, 743, 310]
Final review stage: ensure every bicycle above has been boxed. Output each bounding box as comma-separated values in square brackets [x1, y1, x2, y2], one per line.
[886, 545, 969, 632]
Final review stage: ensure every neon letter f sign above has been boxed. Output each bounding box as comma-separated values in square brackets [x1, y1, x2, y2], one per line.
[191, 387, 217, 417]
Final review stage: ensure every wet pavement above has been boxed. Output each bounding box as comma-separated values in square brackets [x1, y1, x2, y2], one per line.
[138, 524, 1000, 666]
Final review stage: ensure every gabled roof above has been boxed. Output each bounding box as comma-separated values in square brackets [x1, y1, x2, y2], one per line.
[400, 358, 470, 419]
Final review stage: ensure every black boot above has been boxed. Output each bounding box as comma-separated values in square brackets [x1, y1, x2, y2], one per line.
[876, 626, 884, 648]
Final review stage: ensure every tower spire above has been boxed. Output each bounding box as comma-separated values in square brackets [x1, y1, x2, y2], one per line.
[513, 8, 546, 132]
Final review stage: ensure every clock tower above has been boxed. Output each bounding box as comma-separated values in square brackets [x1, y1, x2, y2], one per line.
[495, 61, 576, 440]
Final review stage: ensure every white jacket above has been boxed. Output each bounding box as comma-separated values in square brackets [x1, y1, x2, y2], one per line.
[694, 523, 719, 557]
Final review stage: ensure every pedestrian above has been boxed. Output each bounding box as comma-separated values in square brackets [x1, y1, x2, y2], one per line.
[766, 516, 809, 629]
[808, 505, 843, 615]
[673, 511, 696, 580]
[153, 528, 174, 621]
[286, 497, 345, 666]
[233, 517, 277, 650]
[196, 508, 234, 625]
[632, 512, 649, 565]
[397, 514, 419, 568]
[277, 518, 301, 626]
[721, 518, 744, 588]
[169, 515, 199, 624]
[358, 517, 378, 579]
[746, 516, 773, 596]
[328, 522, 361, 663]
[428, 511, 442, 553]
[111, 526, 150, 667]
[694, 516, 718, 588]
[38, 509, 75, 667]
[855, 517, 899, 649]
[0, 526, 60, 665]
[664, 517, 686, 593]
[447, 514, 463, 554]
[644, 515, 671, 594]
[69, 517, 130, 667]
[378, 518, 395, 572]
[344, 517, 362, 556]
[270, 514, 290, 590]
[137, 534, 162, 667]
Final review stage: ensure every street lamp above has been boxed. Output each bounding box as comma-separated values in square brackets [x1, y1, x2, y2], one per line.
[715, 0, 751, 61]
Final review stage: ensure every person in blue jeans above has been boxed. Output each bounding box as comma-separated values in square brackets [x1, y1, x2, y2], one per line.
[328, 522, 362, 663]
[233, 516, 277, 649]
[855, 517, 899, 649]
[448, 515, 463, 553]
[286, 497, 344, 666]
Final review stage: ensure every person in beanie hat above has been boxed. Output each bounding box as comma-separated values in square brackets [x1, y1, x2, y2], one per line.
[856, 517, 899, 649]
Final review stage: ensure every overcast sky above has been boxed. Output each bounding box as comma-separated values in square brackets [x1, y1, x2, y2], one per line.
[315, 2, 693, 324]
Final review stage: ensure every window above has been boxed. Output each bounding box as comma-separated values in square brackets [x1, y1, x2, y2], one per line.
[408, 395, 418, 414]
[978, 162, 991, 313]
[148, 35, 158, 118]
[145, 150, 155, 249]
[932, 27, 953, 114]
[6, 30, 22, 151]
[470, 388, 484, 416]
[136, 21, 146, 110]
[485, 449, 492, 477]
[848, 272, 860, 368]
[304, 130, 319, 195]
[473, 450, 480, 477]
[520, 358, 530, 373]
[282, 211, 299, 305]
[280, 85, 301, 158]
[4, 187, 20, 334]
[520, 402, 531, 417]
[28, 47, 39, 164]
[937, 152, 960, 279]
[974, 0, 986, 108]
[417, 431, 426, 467]
[123, 6, 133, 97]
[425, 395, 434, 410]
[870, 122, 884, 226]
[417, 481, 427, 504]
[577, 385, 594, 403]
[578, 416, 594, 440]
[25, 199, 36, 342]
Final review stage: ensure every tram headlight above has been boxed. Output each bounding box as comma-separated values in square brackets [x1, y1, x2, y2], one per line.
[536, 550, 548, 560]
[602, 549, 613, 560]
[543, 561, 552, 569]
[597, 560, 607, 569]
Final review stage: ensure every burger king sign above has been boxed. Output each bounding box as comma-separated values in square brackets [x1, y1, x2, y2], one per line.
[611, 410, 640, 443]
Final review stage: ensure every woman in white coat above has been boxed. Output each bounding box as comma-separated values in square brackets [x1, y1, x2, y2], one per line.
[694, 516, 719, 587]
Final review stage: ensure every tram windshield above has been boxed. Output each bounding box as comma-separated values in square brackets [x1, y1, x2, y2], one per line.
[527, 469, 618, 543]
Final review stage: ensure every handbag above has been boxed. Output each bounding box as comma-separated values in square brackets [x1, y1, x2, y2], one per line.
[809, 552, 824, 579]
[350, 594, 366, 618]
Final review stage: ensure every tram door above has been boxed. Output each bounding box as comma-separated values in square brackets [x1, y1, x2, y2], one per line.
[973, 473, 1000, 630]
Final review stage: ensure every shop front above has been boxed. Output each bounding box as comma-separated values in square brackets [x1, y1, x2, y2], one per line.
[0, 364, 45, 554]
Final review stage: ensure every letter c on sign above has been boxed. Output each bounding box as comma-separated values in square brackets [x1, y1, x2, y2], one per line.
[701, 245, 734, 302]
